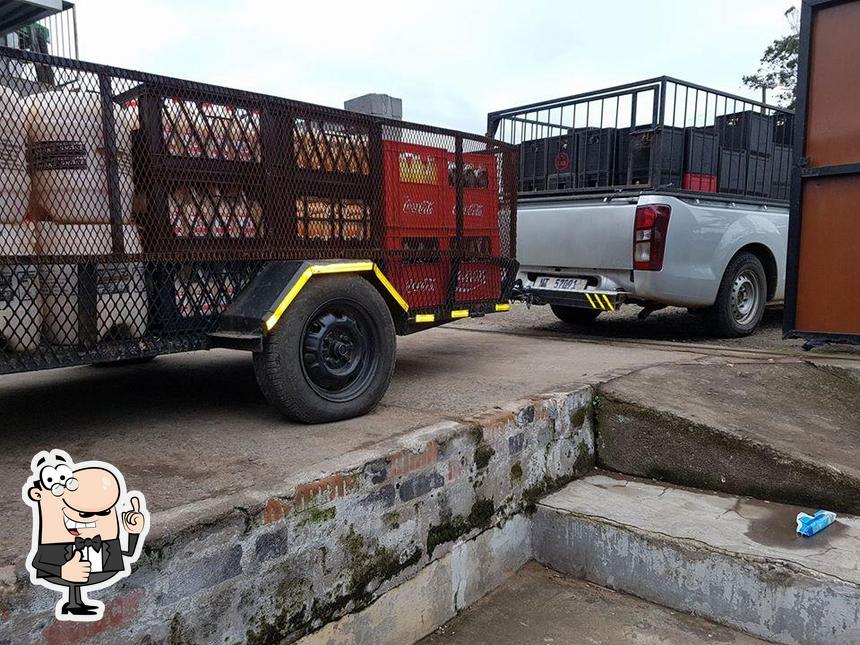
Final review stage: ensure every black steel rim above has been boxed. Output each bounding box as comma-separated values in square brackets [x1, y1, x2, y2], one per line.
[300, 299, 379, 403]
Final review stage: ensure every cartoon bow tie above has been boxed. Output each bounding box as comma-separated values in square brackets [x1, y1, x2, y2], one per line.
[65, 536, 103, 560]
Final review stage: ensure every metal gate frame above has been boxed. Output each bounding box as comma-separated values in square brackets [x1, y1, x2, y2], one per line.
[784, 0, 860, 345]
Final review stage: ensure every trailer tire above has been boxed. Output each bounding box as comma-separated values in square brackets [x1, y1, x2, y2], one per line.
[254, 275, 396, 423]
[550, 305, 601, 325]
[707, 252, 767, 338]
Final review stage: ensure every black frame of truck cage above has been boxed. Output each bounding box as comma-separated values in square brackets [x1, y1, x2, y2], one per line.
[487, 76, 794, 205]
[783, 0, 860, 346]
[0, 46, 518, 374]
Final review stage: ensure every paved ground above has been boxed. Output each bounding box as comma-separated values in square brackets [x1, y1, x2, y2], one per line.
[602, 361, 860, 476]
[420, 561, 766, 644]
[0, 324, 699, 569]
[454, 302, 860, 357]
[597, 361, 860, 513]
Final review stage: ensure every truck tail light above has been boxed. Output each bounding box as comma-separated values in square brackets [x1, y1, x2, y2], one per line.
[633, 204, 671, 271]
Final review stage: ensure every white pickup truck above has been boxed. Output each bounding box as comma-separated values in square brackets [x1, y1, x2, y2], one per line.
[489, 77, 793, 336]
[515, 193, 787, 336]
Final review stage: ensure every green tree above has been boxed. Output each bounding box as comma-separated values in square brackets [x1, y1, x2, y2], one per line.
[743, 7, 800, 108]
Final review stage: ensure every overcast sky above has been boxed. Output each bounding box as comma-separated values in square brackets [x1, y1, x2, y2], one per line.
[74, 0, 797, 133]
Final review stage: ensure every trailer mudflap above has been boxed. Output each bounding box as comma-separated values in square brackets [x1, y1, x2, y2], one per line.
[209, 260, 410, 350]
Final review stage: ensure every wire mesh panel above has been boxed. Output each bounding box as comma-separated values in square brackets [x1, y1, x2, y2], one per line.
[0, 47, 518, 374]
[488, 77, 793, 202]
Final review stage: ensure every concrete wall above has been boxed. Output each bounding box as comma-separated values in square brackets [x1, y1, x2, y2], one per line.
[1, 387, 594, 644]
[532, 508, 860, 645]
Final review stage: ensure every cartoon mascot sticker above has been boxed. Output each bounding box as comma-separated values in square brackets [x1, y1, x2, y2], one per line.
[22, 449, 149, 621]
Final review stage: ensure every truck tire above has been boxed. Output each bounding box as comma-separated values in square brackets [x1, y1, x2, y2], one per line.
[253, 275, 396, 423]
[707, 252, 767, 338]
[550, 304, 601, 325]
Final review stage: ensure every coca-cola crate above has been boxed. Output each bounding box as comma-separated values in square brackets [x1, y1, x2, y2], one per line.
[166, 184, 263, 240]
[453, 234, 502, 303]
[383, 236, 450, 310]
[294, 195, 373, 243]
[445, 152, 499, 231]
[682, 173, 717, 192]
[455, 260, 502, 303]
[452, 230, 501, 257]
[383, 141, 452, 233]
[383, 228, 452, 252]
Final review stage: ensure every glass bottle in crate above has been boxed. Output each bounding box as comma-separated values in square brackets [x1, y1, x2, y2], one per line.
[169, 187, 190, 238]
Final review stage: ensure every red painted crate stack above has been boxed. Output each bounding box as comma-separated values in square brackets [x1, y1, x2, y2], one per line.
[382, 141, 502, 310]
[382, 142, 452, 309]
[446, 152, 502, 304]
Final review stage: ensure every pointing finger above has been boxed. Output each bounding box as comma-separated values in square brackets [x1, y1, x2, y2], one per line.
[130, 496, 141, 512]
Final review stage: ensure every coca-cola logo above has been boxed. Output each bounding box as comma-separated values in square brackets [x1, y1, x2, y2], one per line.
[457, 269, 487, 293]
[464, 203, 484, 218]
[406, 277, 437, 293]
[555, 152, 570, 171]
[403, 198, 434, 216]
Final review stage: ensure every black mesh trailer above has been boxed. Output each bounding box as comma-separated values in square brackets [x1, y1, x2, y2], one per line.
[0, 47, 518, 422]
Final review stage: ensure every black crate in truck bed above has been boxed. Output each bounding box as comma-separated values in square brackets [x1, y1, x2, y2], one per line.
[489, 76, 793, 201]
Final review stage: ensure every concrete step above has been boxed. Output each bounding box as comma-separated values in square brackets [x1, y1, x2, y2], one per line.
[533, 473, 860, 645]
[596, 362, 860, 514]
[420, 561, 766, 644]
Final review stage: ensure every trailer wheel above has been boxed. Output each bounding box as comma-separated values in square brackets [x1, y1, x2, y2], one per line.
[550, 305, 601, 325]
[254, 275, 396, 423]
[707, 252, 767, 338]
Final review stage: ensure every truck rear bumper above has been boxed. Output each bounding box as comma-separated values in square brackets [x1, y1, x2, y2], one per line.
[514, 269, 627, 311]
[514, 283, 626, 312]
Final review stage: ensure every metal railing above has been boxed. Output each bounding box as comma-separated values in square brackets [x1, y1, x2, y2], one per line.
[489, 77, 794, 202]
[1, 2, 78, 90]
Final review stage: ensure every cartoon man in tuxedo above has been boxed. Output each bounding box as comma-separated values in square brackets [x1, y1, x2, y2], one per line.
[22, 449, 149, 621]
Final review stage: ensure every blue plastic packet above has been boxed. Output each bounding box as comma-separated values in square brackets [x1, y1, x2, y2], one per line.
[796, 510, 836, 537]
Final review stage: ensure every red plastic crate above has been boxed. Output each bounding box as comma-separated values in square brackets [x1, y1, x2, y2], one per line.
[445, 152, 500, 231]
[683, 173, 717, 192]
[385, 256, 450, 310]
[452, 230, 501, 257]
[384, 235, 451, 309]
[455, 261, 502, 303]
[383, 229, 452, 252]
[453, 233, 503, 303]
[383, 141, 453, 233]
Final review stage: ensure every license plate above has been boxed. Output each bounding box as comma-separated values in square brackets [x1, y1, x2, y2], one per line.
[535, 276, 588, 292]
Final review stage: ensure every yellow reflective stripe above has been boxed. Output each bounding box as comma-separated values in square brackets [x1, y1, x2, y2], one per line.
[415, 314, 435, 323]
[451, 310, 469, 319]
[266, 267, 315, 331]
[373, 265, 409, 312]
[495, 303, 511, 312]
[265, 262, 408, 331]
[312, 261, 374, 274]
[602, 294, 615, 311]
[584, 293, 598, 309]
